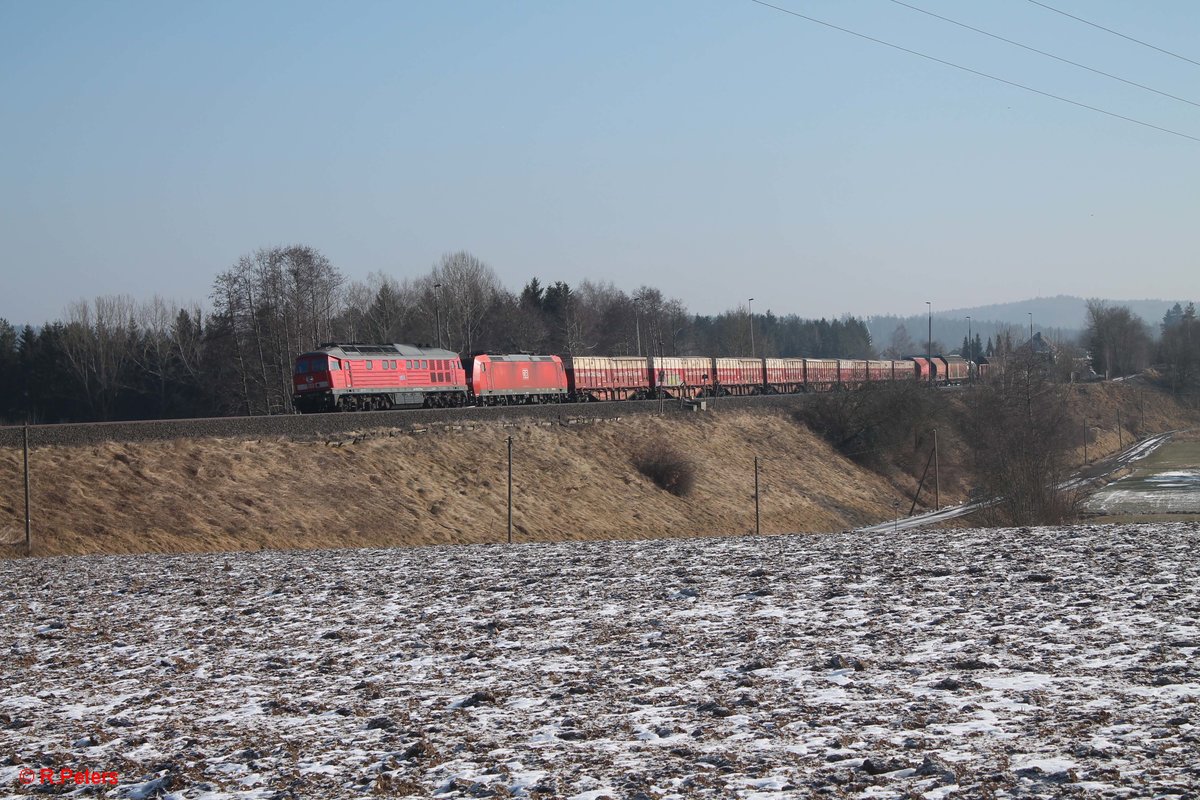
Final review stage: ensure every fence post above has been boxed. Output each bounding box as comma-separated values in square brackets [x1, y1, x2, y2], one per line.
[754, 456, 760, 536]
[23, 422, 31, 556]
[507, 435, 513, 544]
[932, 428, 940, 511]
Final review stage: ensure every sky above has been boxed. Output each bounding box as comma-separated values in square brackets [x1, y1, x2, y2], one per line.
[1, 0, 1197, 326]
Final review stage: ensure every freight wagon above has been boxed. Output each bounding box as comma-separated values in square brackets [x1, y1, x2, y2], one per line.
[838, 359, 869, 388]
[653, 356, 712, 398]
[764, 358, 806, 394]
[866, 360, 894, 382]
[804, 359, 840, 391]
[563, 355, 651, 402]
[714, 357, 765, 396]
[940, 355, 970, 384]
[908, 356, 934, 384]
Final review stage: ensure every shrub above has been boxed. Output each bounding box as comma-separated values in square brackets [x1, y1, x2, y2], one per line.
[633, 441, 696, 497]
[958, 351, 1081, 525]
[794, 382, 941, 469]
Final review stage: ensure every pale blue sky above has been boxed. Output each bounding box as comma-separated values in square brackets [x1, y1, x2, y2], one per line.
[1, 0, 1196, 326]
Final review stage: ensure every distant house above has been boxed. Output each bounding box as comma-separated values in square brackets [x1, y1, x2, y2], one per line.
[1015, 332, 1058, 361]
[1013, 332, 1096, 381]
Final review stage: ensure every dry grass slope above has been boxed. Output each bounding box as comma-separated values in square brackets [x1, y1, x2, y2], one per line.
[1, 383, 1193, 559]
[0, 410, 914, 558]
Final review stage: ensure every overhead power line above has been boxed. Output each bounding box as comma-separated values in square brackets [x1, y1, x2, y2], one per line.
[747, 0, 1200, 144]
[1026, 0, 1200, 70]
[888, 0, 1200, 109]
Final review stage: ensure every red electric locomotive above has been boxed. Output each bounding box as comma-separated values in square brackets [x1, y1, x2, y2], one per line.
[469, 354, 568, 405]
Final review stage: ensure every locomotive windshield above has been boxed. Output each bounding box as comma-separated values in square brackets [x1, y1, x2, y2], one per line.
[295, 356, 337, 374]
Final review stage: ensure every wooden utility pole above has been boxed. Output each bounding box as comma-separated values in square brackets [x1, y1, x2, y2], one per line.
[23, 422, 31, 556]
[506, 436, 513, 544]
[909, 444, 936, 516]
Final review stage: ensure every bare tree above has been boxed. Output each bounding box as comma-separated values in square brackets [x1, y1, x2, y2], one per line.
[360, 272, 416, 343]
[1085, 300, 1151, 378]
[882, 324, 917, 358]
[431, 251, 501, 354]
[210, 245, 344, 413]
[169, 305, 205, 388]
[575, 280, 630, 354]
[132, 296, 175, 417]
[1160, 302, 1199, 391]
[960, 349, 1080, 525]
[60, 295, 137, 420]
[279, 245, 344, 349]
[211, 269, 253, 414]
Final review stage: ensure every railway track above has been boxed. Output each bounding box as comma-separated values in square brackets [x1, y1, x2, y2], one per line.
[0, 392, 824, 448]
[856, 430, 1181, 534]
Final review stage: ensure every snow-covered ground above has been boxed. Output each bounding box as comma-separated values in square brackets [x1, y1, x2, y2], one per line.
[3, 524, 1199, 799]
[1085, 469, 1200, 515]
[1084, 438, 1200, 516]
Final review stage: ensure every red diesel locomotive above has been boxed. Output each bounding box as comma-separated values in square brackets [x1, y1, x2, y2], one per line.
[293, 343, 469, 412]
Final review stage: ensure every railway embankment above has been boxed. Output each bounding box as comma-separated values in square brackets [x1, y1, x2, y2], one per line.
[0, 382, 1194, 557]
[1, 401, 925, 557]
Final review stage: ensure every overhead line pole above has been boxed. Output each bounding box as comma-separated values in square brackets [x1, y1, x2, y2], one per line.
[926, 301, 932, 385]
[749, 298, 756, 358]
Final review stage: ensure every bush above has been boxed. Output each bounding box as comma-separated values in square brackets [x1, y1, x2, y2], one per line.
[958, 351, 1081, 525]
[794, 382, 941, 469]
[633, 441, 696, 497]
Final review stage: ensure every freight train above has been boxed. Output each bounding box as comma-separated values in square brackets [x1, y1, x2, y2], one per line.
[292, 343, 972, 412]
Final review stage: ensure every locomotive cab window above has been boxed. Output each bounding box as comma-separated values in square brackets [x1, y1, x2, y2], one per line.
[366, 360, 373, 370]
[295, 360, 309, 374]
[330, 360, 340, 370]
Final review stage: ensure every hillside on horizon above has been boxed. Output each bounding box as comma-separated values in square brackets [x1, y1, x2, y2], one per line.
[867, 294, 1193, 355]
[937, 295, 1190, 331]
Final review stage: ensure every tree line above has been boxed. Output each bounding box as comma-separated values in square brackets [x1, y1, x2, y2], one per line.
[1, 246, 875, 423]
[4, 244, 1194, 424]
[1083, 299, 1199, 387]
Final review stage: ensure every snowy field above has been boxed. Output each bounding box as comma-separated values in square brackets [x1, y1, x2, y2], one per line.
[3, 524, 1199, 799]
[1084, 470, 1200, 515]
[1084, 438, 1200, 517]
